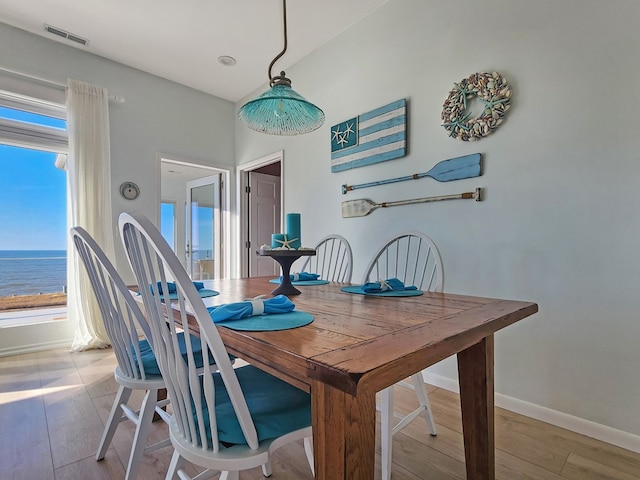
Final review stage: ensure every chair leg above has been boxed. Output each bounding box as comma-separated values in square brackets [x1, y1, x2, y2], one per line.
[125, 388, 159, 480]
[96, 385, 133, 461]
[220, 472, 240, 480]
[410, 373, 437, 436]
[380, 386, 395, 480]
[165, 450, 184, 480]
[261, 462, 272, 477]
[304, 436, 315, 476]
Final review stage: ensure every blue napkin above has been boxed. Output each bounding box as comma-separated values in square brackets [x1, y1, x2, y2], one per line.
[362, 278, 418, 293]
[207, 294, 295, 323]
[279, 272, 320, 282]
[152, 281, 206, 295]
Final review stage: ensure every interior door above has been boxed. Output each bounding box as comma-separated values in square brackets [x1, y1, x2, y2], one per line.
[249, 171, 281, 276]
[186, 174, 221, 280]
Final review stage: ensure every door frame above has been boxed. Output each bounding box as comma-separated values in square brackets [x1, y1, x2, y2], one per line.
[237, 150, 284, 278]
[158, 154, 231, 279]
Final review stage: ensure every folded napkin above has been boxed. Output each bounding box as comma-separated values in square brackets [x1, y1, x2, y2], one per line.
[152, 281, 206, 295]
[208, 294, 295, 323]
[362, 278, 418, 293]
[279, 272, 320, 282]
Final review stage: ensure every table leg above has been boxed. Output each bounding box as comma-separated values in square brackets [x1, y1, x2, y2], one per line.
[457, 335, 495, 480]
[311, 379, 376, 480]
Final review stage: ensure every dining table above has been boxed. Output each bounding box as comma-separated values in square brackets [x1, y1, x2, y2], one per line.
[185, 277, 538, 480]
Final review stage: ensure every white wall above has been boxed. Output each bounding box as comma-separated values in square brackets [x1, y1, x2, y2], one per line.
[0, 22, 235, 351]
[235, 0, 640, 440]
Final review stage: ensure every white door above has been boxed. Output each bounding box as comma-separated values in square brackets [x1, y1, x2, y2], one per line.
[186, 175, 221, 280]
[249, 172, 281, 276]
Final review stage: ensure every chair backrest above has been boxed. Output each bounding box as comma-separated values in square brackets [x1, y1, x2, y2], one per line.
[299, 234, 353, 282]
[71, 226, 155, 381]
[118, 212, 259, 452]
[362, 231, 444, 292]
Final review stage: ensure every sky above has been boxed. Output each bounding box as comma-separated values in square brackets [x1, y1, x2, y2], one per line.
[0, 107, 67, 251]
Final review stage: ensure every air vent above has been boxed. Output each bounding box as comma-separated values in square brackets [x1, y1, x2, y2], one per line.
[43, 24, 89, 46]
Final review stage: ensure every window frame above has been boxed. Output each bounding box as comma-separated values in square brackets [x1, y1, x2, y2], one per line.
[0, 90, 68, 153]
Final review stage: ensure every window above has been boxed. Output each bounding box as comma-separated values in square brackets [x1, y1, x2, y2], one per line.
[161, 201, 176, 250]
[0, 101, 68, 316]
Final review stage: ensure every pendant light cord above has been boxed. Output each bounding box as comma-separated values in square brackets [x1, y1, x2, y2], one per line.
[268, 0, 288, 86]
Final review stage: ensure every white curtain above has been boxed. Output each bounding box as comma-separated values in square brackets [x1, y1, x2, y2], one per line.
[67, 79, 114, 351]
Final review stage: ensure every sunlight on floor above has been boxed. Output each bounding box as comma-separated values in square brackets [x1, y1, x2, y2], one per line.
[0, 384, 81, 405]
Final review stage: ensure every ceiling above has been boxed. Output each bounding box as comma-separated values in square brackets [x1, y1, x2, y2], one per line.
[0, 0, 390, 102]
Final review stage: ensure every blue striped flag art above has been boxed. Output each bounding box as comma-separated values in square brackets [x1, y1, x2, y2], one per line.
[330, 98, 406, 173]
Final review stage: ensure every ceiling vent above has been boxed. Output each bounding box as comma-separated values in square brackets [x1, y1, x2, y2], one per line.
[43, 24, 89, 46]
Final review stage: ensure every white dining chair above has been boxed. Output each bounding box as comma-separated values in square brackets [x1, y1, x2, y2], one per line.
[362, 231, 443, 480]
[118, 212, 314, 480]
[71, 226, 172, 480]
[299, 234, 353, 282]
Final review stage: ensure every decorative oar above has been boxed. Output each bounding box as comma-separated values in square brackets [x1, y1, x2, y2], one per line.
[341, 153, 481, 194]
[341, 188, 482, 218]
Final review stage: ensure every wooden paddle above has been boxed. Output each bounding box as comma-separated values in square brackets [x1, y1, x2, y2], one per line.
[341, 153, 481, 194]
[341, 188, 481, 218]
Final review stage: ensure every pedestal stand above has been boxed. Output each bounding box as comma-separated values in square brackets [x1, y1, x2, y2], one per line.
[257, 249, 316, 296]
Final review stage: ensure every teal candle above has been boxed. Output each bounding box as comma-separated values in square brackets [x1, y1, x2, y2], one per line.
[285, 213, 301, 249]
[271, 233, 285, 248]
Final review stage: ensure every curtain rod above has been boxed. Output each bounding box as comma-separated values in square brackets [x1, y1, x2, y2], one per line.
[0, 65, 126, 104]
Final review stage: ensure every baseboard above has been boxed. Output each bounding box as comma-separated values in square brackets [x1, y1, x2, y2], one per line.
[421, 371, 640, 454]
[0, 339, 72, 357]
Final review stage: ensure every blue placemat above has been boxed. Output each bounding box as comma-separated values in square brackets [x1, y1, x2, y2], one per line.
[340, 285, 423, 297]
[268, 278, 329, 286]
[161, 289, 220, 300]
[214, 310, 314, 331]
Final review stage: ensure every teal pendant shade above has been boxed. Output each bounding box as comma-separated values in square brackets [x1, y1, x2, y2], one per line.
[239, 82, 325, 136]
[238, 0, 324, 136]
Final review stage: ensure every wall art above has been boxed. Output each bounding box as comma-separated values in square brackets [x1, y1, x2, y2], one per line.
[330, 98, 406, 173]
[341, 153, 481, 194]
[441, 72, 511, 141]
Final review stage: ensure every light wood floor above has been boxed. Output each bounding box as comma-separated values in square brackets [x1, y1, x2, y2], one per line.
[1, 347, 639, 480]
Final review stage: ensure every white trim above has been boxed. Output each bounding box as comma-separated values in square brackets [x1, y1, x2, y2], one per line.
[0, 307, 67, 327]
[0, 116, 68, 153]
[421, 371, 640, 454]
[0, 89, 66, 118]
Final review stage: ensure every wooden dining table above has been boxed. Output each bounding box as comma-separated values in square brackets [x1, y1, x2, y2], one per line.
[187, 277, 538, 480]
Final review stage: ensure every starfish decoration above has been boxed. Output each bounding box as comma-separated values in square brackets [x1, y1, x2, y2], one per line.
[479, 96, 510, 116]
[343, 122, 355, 136]
[337, 134, 350, 147]
[331, 126, 343, 142]
[275, 234, 299, 250]
[334, 121, 356, 148]
[452, 82, 473, 109]
[441, 111, 472, 137]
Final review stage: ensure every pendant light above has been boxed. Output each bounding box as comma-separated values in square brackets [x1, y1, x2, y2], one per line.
[238, 0, 325, 135]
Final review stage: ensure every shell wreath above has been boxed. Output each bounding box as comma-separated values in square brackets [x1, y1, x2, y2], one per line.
[441, 72, 512, 141]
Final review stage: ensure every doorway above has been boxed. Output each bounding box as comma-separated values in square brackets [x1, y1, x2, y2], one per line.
[160, 157, 230, 278]
[237, 151, 283, 277]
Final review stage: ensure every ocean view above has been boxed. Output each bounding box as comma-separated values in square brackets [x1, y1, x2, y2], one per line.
[0, 250, 67, 297]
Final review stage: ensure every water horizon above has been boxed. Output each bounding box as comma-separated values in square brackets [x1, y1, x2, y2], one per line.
[0, 249, 67, 297]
